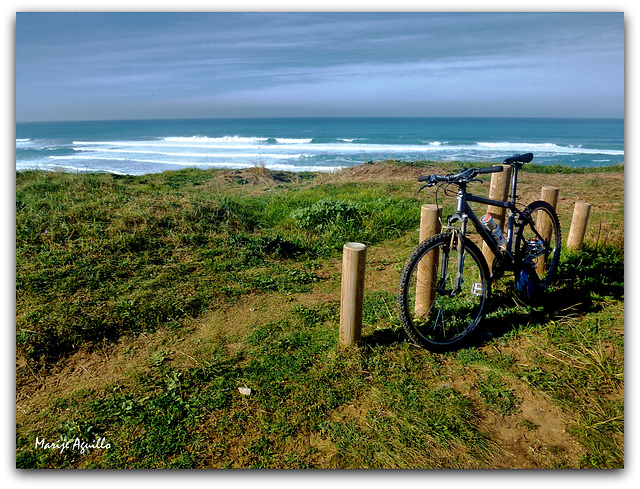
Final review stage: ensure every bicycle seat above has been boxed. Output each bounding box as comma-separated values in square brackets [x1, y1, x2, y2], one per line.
[503, 153, 534, 167]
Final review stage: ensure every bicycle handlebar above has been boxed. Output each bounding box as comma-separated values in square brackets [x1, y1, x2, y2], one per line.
[417, 165, 503, 186]
[418, 152, 535, 187]
[476, 165, 504, 175]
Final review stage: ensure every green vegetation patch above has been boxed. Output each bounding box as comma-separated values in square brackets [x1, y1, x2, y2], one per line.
[16, 170, 421, 364]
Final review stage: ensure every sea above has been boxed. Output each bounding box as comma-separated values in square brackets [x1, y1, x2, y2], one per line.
[16, 117, 624, 176]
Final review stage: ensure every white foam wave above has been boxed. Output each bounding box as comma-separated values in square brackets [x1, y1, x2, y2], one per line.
[17, 138, 45, 150]
[160, 136, 313, 145]
[274, 138, 313, 144]
[56, 151, 303, 161]
[68, 138, 622, 157]
[162, 135, 268, 144]
[46, 154, 340, 173]
[475, 141, 623, 156]
[19, 133, 623, 176]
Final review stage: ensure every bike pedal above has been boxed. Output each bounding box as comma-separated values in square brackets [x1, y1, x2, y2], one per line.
[471, 282, 484, 296]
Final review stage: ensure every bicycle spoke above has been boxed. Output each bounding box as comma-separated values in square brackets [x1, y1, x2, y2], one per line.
[398, 233, 488, 351]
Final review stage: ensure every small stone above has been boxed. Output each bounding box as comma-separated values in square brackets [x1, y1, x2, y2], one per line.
[238, 387, 251, 396]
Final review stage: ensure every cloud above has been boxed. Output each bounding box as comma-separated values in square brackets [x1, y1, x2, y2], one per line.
[16, 12, 624, 121]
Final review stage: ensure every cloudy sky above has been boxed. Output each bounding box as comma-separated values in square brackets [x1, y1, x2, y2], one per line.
[15, 11, 624, 122]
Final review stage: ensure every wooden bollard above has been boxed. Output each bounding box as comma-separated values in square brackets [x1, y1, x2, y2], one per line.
[339, 242, 367, 347]
[418, 204, 442, 243]
[415, 205, 441, 317]
[567, 202, 591, 250]
[482, 164, 512, 269]
[487, 164, 513, 229]
[540, 186, 559, 210]
[536, 186, 560, 274]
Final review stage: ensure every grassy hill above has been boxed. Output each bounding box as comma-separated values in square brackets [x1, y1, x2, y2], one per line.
[16, 161, 624, 468]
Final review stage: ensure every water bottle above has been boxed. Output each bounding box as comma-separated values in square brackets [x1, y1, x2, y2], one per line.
[481, 214, 505, 248]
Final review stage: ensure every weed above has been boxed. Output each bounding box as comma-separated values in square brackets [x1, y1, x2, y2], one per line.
[520, 420, 539, 431]
[478, 372, 521, 415]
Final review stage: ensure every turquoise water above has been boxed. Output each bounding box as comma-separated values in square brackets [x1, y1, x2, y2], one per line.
[16, 117, 624, 175]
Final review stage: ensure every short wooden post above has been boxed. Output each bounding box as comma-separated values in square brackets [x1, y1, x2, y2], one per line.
[536, 186, 560, 275]
[567, 202, 591, 251]
[418, 204, 442, 244]
[339, 242, 367, 347]
[415, 205, 441, 317]
[482, 164, 512, 269]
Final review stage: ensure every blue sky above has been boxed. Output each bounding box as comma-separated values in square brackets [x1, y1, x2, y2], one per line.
[15, 11, 624, 122]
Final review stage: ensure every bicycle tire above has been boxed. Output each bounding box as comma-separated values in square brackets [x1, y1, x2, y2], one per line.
[514, 200, 562, 288]
[397, 232, 491, 352]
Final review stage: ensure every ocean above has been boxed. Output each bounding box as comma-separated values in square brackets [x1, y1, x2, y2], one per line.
[16, 117, 624, 175]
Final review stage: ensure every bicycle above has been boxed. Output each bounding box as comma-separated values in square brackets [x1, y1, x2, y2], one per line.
[397, 153, 561, 352]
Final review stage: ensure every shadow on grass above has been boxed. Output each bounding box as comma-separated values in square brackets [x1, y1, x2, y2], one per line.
[363, 244, 624, 350]
[361, 328, 406, 348]
[477, 244, 624, 346]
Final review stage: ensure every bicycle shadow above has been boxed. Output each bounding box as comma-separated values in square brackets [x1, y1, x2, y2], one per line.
[362, 245, 624, 350]
[470, 244, 623, 348]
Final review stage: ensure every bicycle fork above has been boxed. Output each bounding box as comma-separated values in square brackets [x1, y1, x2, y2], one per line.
[443, 199, 469, 297]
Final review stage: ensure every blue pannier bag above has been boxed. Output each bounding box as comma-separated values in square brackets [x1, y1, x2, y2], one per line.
[516, 257, 541, 302]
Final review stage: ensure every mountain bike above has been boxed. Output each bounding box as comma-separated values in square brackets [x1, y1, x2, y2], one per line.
[397, 153, 561, 352]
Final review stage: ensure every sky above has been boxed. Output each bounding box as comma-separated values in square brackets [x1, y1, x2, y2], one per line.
[15, 11, 624, 122]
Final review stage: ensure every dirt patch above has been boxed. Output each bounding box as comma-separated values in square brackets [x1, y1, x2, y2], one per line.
[478, 389, 585, 468]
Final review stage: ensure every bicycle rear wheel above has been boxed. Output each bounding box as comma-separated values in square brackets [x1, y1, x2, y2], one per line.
[397, 232, 490, 352]
[515, 200, 562, 288]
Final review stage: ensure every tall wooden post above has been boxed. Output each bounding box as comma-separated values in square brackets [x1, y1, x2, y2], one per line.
[540, 186, 559, 211]
[339, 242, 367, 347]
[415, 205, 441, 317]
[567, 202, 591, 251]
[536, 186, 560, 275]
[482, 164, 512, 270]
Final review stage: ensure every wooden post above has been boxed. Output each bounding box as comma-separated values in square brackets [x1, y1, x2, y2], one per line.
[567, 202, 591, 250]
[339, 242, 367, 347]
[540, 186, 559, 210]
[536, 186, 560, 275]
[418, 204, 442, 244]
[482, 164, 512, 269]
[415, 205, 441, 317]
[487, 164, 513, 229]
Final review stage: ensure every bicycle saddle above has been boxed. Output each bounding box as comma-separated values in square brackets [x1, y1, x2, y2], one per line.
[503, 153, 534, 167]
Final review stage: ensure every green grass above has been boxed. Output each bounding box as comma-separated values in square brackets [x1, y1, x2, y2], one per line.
[16, 169, 422, 364]
[16, 165, 624, 469]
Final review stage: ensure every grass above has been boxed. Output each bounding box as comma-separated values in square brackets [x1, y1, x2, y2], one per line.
[16, 168, 421, 363]
[16, 162, 624, 469]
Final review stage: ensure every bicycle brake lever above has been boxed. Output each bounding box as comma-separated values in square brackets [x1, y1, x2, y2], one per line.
[419, 184, 430, 192]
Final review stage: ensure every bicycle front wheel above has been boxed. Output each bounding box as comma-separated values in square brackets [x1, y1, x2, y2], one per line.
[397, 232, 490, 352]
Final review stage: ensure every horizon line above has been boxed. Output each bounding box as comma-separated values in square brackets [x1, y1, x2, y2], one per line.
[16, 115, 625, 125]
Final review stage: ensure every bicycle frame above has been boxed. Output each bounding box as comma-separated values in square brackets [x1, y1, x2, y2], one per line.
[445, 165, 523, 272]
